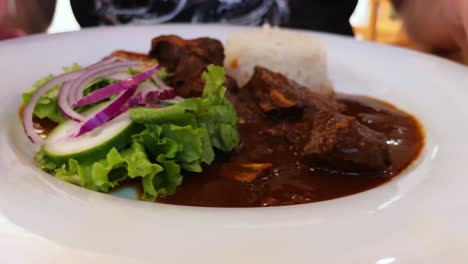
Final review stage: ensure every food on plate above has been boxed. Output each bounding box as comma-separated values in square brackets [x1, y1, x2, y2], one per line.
[149, 35, 226, 98]
[236, 66, 390, 171]
[20, 28, 424, 207]
[23, 59, 238, 201]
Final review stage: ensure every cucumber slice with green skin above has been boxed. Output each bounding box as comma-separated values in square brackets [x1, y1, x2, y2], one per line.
[43, 109, 140, 165]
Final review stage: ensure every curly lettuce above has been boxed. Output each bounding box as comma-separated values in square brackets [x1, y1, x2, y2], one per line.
[130, 65, 239, 152]
[37, 142, 164, 193]
[35, 65, 239, 201]
[22, 64, 82, 123]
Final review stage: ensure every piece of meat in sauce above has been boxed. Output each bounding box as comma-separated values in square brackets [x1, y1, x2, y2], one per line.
[231, 66, 390, 172]
[303, 113, 390, 171]
[149, 35, 226, 98]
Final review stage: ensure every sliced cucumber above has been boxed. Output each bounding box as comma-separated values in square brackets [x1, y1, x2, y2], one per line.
[43, 107, 140, 165]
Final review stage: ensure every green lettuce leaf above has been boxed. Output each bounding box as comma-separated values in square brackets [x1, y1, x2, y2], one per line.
[22, 75, 67, 123]
[35, 64, 239, 201]
[132, 123, 206, 199]
[130, 65, 239, 152]
[36, 142, 164, 194]
[134, 123, 211, 168]
[195, 65, 239, 151]
[125, 65, 239, 200]
[22, 64, 82, 123]
[63, 63, 82, 73]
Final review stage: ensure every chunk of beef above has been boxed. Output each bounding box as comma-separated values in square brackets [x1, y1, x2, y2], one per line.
[233, 66, 390, 172]
[303, 113, 390, 171]
[149, 35, 224, 98]
[246, 67, 304, 111]
[226, 84, 264, 124]
[233, 67, 338, 121]
[227, 66, 311, 123]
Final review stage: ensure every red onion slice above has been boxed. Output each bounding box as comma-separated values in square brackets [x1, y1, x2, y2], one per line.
[73, 64, 160, 108]
[22, 71, 82, 145]
[72, 61, 142, 102]
[128, 89, 176, 107]
[128, 70, 176, 107]
[57, 61, 143, 123]
[65, 59, 133, 106]
[23, 58, 135, 144]
[57, 81, 85, 122]
[73, 86, 137, 137]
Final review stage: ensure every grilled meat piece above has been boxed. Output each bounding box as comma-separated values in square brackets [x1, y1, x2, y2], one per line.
[231, 66, 390, 172]
[303, 113, 390, 171]
[149, 35, 224, 98]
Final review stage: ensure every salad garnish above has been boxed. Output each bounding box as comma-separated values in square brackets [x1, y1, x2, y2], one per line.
[22, 58, 239, 201]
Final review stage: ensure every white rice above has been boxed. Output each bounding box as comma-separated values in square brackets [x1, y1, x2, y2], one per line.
[224, 26, 332, 95]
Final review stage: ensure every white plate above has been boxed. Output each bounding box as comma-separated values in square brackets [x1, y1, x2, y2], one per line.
[1, 25, 468, 264]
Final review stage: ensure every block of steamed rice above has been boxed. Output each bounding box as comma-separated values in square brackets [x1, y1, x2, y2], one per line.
[224, 26, 332, 95]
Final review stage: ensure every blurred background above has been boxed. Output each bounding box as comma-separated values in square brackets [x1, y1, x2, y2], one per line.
[0, 0, 453, 58]
[0, 1, 409, 38]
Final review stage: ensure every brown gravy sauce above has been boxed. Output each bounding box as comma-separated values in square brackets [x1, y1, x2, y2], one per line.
[28, 94, 424, 207]
[158, 94, 424, 207]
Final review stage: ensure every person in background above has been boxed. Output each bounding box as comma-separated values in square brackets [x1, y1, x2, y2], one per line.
[0, 0, 55, 38]
[393, 0, 468, 55]
[70, 0, 358, 36]
[0, 0, 467, 57]
[69, 0, 468, 55]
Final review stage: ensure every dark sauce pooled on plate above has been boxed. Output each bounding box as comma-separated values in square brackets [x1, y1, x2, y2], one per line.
[158, 94, 424, 207]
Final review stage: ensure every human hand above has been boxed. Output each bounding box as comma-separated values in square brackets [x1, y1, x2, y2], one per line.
[399, 0, 468, 55]
[450, 0, 468, 55]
